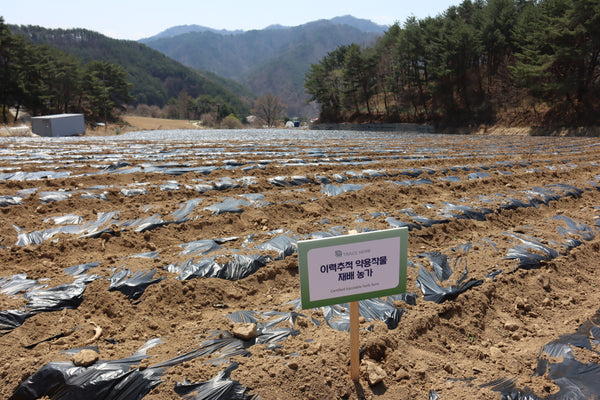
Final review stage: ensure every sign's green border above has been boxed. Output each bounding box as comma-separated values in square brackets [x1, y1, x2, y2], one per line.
[298, 228, 408, 309]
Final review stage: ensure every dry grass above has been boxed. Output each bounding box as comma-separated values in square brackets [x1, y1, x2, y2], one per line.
[473, 125, 600, 137]
[84, 116, 203, 136]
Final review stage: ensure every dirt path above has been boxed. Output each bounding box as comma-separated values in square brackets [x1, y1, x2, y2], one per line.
[121, 115, 202, 131]
[1, 131, 599, 399]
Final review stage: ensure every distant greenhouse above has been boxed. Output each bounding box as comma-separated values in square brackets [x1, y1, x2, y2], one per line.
[31, 114, 85, 137]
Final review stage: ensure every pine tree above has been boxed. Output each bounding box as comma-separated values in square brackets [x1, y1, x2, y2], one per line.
[0, 17, 19, 122]
[83, 61, 132, 122]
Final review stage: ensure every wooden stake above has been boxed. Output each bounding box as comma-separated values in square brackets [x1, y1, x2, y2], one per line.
[350, 301, 360, 381]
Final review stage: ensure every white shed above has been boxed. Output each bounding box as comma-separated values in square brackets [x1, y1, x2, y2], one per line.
[31, 114, 85, 137]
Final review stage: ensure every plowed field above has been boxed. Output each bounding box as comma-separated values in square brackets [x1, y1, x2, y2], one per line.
[1, 130, 600, 400]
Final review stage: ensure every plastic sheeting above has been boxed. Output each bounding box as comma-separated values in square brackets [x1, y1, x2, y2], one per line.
[121, 188, 148, 197]
[64, 262, 101, 276]
[467, 172, 490, 180]
[213, 177, 240, 191]
[268, 176, 293, 187]
[551, 215, 595, 242]
[172, 199, 203, 222]
[203, 198, 251, 215]
[440, 203, 493, 222]
[254, 234, 297, 260]
[385, 217, 420, 231]
[160, 181, 180, 191]
[499, 198, 533, 211]
[0, 170, 70, 182]
[390, 178, 433, 186]
[122, 214, 168, 233]
[0, 274, 38, 296]
[108, 269, 164, 300]
[10, 336, 256, 399]
[15, 224, 82, 246]
[415, 251, 483, 303]
[532, 309, 600, 398]
[14, 211, 120, 244]
[399, 209, 449, 228]
[103, 160, 131, 171]
[504, 233, 559, 270]
[439, 176, 461, 183]
[155, 312, 298, 368]
[321, 183, 365, 196]
[15, 200, 204, 246]
[166, 254, 268, 281]
[4, 135, 600, 398]
[227, 310, 302, 330]
[358, 298, 405, 330]
[177, 332, 253, 366]
[225, 310, 302, 348]
[174, 363, 258, 400]
[290, 175, 314, 185]
[0, 195, 22, 207]
[150, 165, 219, 176]
[9, 339, 165, 400]
[24, 282, 86, 312]
[180, 239, 222, 256]
[0, 281, 87, 336]
[289, 294, 416, 331]
[0, 309, 29, 336]
[483, 308, 600, 400]
[398, 168, 425, 177]
[39, 191, 72, 203]
[239, 193, 269, 207]
[43, 214, 83, 225]
[7, 158, 593, 253]
[362, 169, 387, 178]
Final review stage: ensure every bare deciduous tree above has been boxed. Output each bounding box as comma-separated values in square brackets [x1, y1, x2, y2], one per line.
[253, 93, 285, 127]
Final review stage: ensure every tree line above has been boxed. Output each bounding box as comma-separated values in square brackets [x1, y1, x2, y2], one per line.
[12, 25, 253, 119]
[0, 18, 132, 123]
[1, 20, 252, 125]
[305, 0, 600, 127]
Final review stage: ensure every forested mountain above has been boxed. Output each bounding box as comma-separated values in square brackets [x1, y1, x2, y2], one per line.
[141, 25, 244, 42]
[140, 15, 386, 42]
[1, 19, 132, 122]
[305, 0, 600, 127]
[9, 25, 252, 116]
[142, 16, 384, 117]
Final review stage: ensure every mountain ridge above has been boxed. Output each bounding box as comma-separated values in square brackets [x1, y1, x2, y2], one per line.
[139, 25, 244, 42]
[9, 25, 253, 116]
[10, 15, 386, 119]
[140, 15, 387, 41]
[142, 15, 385, 117]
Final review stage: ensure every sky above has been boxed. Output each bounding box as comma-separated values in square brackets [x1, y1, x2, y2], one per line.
[2, 0, 461, 41]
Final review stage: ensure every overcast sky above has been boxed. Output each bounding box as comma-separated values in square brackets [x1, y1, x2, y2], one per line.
[2, 0, 461, 40]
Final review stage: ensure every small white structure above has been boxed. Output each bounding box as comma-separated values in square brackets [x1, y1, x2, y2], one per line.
[31, 113, 85, 137]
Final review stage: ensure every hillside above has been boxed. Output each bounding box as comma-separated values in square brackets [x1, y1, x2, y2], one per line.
[10, 25, 253, 116]
[142, 16, 384, 118]
[141, 25, 244, 41]
[305, 1, 600, 128]
[140, 15, 386, 42]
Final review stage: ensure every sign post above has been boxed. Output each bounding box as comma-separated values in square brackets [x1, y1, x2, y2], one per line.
[298, 228, 408, 381]
[350, 301, 360, 381]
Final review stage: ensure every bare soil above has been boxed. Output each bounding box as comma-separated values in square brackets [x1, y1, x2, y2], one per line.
[1, 130, 600, 399]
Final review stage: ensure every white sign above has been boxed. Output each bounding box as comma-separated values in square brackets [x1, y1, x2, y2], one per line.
[298, 228, 407, 309]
